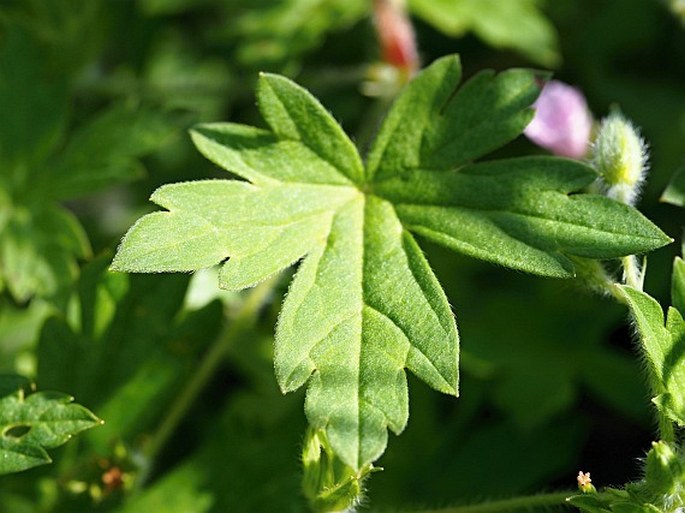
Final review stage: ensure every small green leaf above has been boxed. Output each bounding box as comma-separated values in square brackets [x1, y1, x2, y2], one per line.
[621, 285, 685, 426]
[0, 390, 101, 474]
[661, 167, 685, 207]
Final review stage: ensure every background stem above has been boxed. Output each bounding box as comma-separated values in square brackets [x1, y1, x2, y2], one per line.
[142, 276, 278, 467]
[406, 491, 576, 513]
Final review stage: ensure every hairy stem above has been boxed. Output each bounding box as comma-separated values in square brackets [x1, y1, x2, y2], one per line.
[142, 276, 278, 467]
[621, 255, 643, 291]
[406, 491, 576, 513]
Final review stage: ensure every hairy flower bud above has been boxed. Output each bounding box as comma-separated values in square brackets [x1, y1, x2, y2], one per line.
[302, 428, 375, 512]
[592, 112, 649, 205]
[524, 80, 593, 159]
[642, 441, 685, 511]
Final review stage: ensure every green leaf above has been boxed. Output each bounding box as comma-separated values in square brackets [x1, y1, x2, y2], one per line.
[375, 157, 671, 278]
[408, 0, 560, 67]
[222, 0, 368, 68]
[673, 257, 685, 315]
[38, 104, 177, 201]
[620, 284, 685, 426]
[38, 257, 222, 452]
[661, 167, 685, 207]
[114, 462, 213, 513]
[0, 205, 90, 302]
[113, 56, 669, 470]
[256, 72, 365, 184]
[0, 25, 67, 169]
[276, 195, 458, 468]
[366, 55, 540, 180]
[144, 36, 232, 120]
[138, 0, 214, 16]
[0, 390, 101, 474]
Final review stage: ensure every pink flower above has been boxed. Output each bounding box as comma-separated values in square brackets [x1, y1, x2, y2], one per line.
[524, 80, 593, 159]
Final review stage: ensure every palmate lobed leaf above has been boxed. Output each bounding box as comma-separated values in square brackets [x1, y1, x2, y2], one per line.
[112, 55, 670, 469]
[0, 390, 101, 474]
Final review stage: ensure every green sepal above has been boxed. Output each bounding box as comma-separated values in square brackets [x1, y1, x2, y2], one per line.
[302, 427, 378, 513]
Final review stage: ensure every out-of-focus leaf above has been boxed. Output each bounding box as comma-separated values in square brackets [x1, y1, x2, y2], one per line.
[0, 25, 67, 170]
[144, 37, 232, 121]
[0, 299, 54, 372]
[221, 0, 368, 68]
[0, 375, 31, 399]
[175, 391, 308, 513]
[1, 0, 106, 71]
[462, 284, 647, 428]
[0, 206, 90, 302]
[369, 407, 584, 508]
[0, 26, 174, 303]
[0, 390, 101, 474]
[37, 257, 223, 452]
[138, 0, 215, 15]
[114, 462, 213, 513]
[37, 104, 177, 201]
[662, 167, 685, 207]
[408, 0, 560, 67]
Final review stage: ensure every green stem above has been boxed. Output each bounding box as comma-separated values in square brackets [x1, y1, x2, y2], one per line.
[658, 408, 676, 444]
[621, 255, 643, 291]
[143, 276, 278, 464]
[406, 491, 576, 513]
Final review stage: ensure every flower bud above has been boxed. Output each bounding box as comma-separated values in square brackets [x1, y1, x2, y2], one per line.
[524, 80, 593, 159]
[302, 427, 375, 512]
[592, 112, 649, 205]
[373, 0, 419, 75]
[644, 441, 684, 498]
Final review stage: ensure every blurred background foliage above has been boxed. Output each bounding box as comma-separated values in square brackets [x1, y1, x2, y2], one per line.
[0, 0, 683, 511]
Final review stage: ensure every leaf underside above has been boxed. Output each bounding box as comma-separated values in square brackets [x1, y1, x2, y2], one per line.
[112, 55, 670, 469]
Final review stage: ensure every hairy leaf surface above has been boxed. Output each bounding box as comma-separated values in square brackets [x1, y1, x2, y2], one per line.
[621, 259, 685, 426]
[113, 55, 670, 469]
